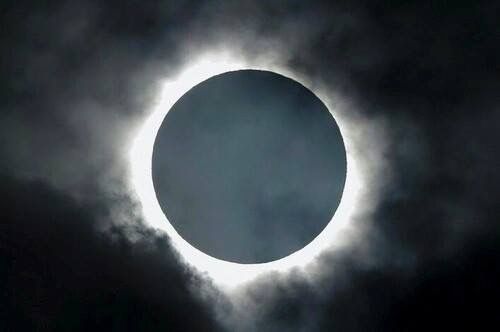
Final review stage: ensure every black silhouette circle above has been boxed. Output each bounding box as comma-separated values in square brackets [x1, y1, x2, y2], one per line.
[152, 70, 346, 263]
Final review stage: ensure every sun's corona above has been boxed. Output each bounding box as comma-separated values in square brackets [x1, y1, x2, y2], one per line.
[129, 51, 362, 290]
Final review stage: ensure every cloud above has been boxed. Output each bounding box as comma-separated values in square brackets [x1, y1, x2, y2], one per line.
[0, 175, 225, 331]
[1, 0, 499, 331]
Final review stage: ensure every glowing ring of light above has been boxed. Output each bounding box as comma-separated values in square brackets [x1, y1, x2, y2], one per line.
[129, 50, 363, 290]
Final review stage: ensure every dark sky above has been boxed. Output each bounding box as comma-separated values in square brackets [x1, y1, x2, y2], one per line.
[152, 70, 346, 263]
[1, 1, 500, 331]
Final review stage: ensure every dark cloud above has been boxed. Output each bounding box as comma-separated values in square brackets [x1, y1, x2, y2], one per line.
[0, 175, 224, 331]
[0, 0, 196, 192]
[1, 0, 499, 331]
[226, 235, 500, 332]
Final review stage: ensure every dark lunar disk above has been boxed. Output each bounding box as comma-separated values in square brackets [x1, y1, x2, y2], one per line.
[152, 70, 346, 263]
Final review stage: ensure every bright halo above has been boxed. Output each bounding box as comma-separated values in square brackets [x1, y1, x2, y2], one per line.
[129, 50, 363, 290]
